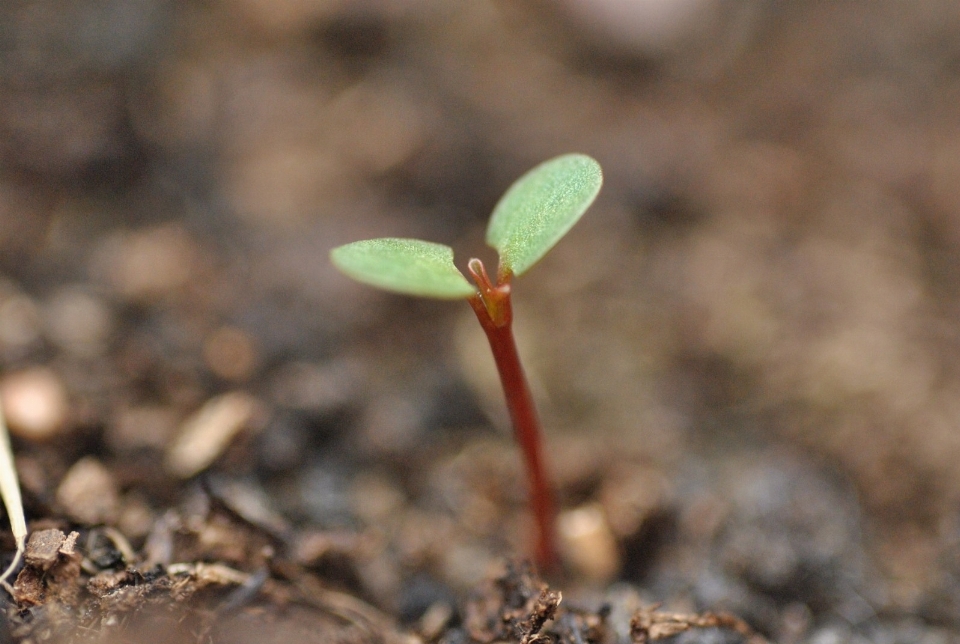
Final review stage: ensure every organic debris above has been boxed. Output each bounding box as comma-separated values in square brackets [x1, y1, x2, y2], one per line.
[2, 1, 960, 642]
[630, 604, 768, 644]
[463, 561, 564, 644]
[13, 529, 81, 607]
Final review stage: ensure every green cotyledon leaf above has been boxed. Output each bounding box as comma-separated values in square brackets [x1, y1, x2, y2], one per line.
[330, 238, 476, 299]
[486, 154, 603, 277]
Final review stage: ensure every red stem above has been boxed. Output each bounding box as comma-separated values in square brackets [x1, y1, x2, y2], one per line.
[467, 258, 557, 571]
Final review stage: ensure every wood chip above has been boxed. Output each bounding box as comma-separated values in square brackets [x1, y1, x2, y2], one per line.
[14, 529, 82, 606]
[24, 529, 66, 571]
[59, 530, 79, 556]
[164, 391, 260, 479]
[12, 565, 43, 606]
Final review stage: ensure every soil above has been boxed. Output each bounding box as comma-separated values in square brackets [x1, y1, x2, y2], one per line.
[2, 1, 960, 642]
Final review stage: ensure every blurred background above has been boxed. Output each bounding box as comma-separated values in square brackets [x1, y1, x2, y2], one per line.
[4, 0, 960, 639]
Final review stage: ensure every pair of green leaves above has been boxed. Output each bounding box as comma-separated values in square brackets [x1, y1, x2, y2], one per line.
[330, 154, 603, 298]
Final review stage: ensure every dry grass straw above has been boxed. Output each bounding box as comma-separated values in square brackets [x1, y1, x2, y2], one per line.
[0, 400, 26, 591]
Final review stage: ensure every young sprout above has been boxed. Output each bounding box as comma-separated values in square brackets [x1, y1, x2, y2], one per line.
[331, 154, 603, 570]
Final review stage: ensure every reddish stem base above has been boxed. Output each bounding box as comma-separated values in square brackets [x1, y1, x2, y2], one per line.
[467, 259, 558, 571]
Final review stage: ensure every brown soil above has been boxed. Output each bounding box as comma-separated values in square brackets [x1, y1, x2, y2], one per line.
[2, 1, 960, 642]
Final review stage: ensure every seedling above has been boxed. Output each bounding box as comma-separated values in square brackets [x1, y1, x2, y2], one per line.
[331, 154, 603, 569]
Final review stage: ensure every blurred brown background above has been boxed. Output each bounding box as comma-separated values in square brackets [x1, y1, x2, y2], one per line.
[4, 0, 960, 635]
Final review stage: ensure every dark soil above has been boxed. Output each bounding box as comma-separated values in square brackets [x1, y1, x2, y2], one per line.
[2, 1, 960, 642]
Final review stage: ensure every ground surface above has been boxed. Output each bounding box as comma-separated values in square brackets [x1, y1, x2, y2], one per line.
[2, 1, 960, 642]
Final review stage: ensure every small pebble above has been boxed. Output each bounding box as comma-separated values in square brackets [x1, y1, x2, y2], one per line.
[292, 530, 368, 566]
[143, 510, 178, 569]
[117, 493, 156, 540]
[202, 325, 258, 381]
[165, 391, 261, 479]
[43, 287, 113, 358]
[599, 467, 671, 539]
[0, 293, 42, 354]
[224, 143, 345, 227]
[206, 475, 290, 536]
[0, 367, 69, 440]
[56, 457, 121, 525]
[268, 358, 362, 414]
[12, 455, 49, 499]
[441, 542, 498, 589]
[560, 0, 719, 55]
[230, 0, 339, 36]
[327, 81, 427, 176]
[349, 473, 406, 525]
[558, 503, 621, 583]
[419, 601, 453, 641]
[360, 394, 423, 455]
[107, 404, 178, 452]
[92, 225, 199, 301]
